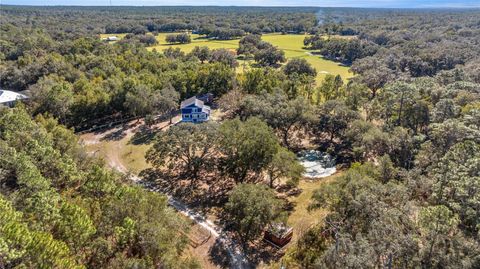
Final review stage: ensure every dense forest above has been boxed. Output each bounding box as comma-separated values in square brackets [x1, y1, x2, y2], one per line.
[0, 106, 197, 268]
[1, 6, 318, 38]
[1, 5, 479, 269]
[291, 8, 480, 268]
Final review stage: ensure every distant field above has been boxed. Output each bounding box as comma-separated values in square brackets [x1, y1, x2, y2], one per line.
[262, 34, 352, 83]
[150, 33, 239, 51]
[100, 33, 353, 83]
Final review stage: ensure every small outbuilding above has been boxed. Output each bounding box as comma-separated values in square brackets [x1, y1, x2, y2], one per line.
[180, 97, 211, 123]
[0, 90, 27, 108]
[264, 223, 293, 248]
[197, 93, 214, 104]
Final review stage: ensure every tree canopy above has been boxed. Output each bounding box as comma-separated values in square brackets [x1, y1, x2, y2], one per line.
[0, 106, 194, 268]
[225, 183, 284, 247]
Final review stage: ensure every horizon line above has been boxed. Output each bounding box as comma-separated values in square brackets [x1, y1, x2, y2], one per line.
[2, 4, 480, 9]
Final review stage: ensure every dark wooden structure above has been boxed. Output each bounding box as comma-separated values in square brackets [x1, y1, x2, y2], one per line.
[197, 93, 214, 104]
[264, 223, 293, 248]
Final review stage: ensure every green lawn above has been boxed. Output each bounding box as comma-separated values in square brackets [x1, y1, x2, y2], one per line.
[263, 34, 352, 83]
[149, 33, 352, 83]
[101, 32, 352, 84]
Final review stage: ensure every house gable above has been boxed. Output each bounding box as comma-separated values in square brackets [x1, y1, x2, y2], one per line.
[180, 97, 211, 123]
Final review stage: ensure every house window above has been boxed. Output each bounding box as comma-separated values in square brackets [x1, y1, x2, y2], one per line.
[184, 114, 190, 118]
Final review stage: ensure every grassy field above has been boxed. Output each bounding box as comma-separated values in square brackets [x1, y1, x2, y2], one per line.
[101, 32, 352, 83]
[263, 34, 352, 83]
[150, 33, 239, 52]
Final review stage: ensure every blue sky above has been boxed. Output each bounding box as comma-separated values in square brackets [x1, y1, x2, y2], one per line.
[3, 0, 480, 8]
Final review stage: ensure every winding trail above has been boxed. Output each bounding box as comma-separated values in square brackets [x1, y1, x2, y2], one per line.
[133, 175, 250, 269]
[80, 118, 250, 269]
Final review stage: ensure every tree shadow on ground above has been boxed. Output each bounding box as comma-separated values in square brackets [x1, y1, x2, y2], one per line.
[139, 168, 177, 193]
[139, 168, 233, 214]
[98, 120, 143, 142]
[209, 237, 232, 268]
[209, 231, 268, 269]
[100, 127, 127, 141]
[129, 125, 156, 145]
[244, 240, 281, 267]
[209, 231, 281, 268]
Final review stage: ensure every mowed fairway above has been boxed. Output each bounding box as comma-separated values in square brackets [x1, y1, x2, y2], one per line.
[101, 32, 352, 83]
[263, 34, 352, 82]
[146, 33, 353, 83]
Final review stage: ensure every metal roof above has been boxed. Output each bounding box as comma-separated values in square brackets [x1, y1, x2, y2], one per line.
[0, 90, 27, 104]
[180, 96, 204, 109]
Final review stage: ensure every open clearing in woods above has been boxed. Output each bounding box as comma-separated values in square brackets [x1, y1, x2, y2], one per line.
[81, 110, 342, 268]
[101, 33, 353, 84]
[80, 112, 341, 268]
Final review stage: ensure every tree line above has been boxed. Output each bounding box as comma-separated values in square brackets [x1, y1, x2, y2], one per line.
[1, 6, 318, 40]
[165, 33, 191, 44]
